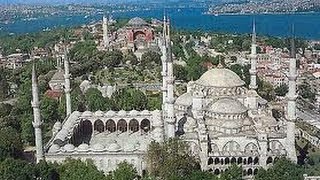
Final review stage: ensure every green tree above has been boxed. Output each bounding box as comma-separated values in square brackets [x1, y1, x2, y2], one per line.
[40, 96, 60, 124]
[145, 138, 200, 179]
[112, 162, 138, 180]
[188, 170, 218, 180]
[255, 158, 304, 180]
[275, 84, 289, 97]
[34, 160, 60, 180]
[220, 164, 242, 180]
[174, 64, 188, 81]
[257, 79, 276, 102]
[0, 103, 12, 118]
[0, 158, 35, 180]
[0, 127, 23, 159]
[85, 88, 112, 111]
[58, 158, 106, 180]
[102, 50, 124, 67]
[124, 51, 139, 65]
[141, 51, 161, 67]
[299, 81, 316, 102]
[112, 88, 148, 111]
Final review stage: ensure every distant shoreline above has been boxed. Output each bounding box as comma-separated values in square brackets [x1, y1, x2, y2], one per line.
[205, 11, 320, 16]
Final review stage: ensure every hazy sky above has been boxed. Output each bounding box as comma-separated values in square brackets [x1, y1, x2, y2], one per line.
[0, 0, 141, 5]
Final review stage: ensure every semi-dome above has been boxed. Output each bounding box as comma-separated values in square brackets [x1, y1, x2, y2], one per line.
[127, 17, 148, 26]
[196, 68, 245, 88]
[175, 92, 192, 107]
[82, 111, 93, 117]
[118, 110, 127, 116]
[129, 110, 138, 116]
[209, 98, 247, 114]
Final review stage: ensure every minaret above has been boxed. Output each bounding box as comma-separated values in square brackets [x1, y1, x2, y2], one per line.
[161, 15, 168, 112]
[64, 46, 72, 117]
[286, 28, 297, 162]
[103, 16, 109, 49]
[248, 20, 258, 109]
[31, 63, 44, 163]
[165, 17, 175, 138]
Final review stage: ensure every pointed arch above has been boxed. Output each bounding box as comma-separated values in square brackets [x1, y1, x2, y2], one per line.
[141, 119, 151, 133]
[94, 119, 104, 133]
[117, 119, 127, 133]
[106, 119, 116, 132]
[222, 141, 241, 152]
[129, 119, 139, 132]
[244, 142, 259, 155]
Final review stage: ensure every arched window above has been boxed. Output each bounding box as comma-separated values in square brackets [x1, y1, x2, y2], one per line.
[254, 157, 259, 165]
[225, 157, 230, 164]
[141, 119, 151, 133]
[237, 157, 243, 164]
[208, 157, 213, 165]
[214, 158, 220, 165]
[129, 119, 139, 133]
[243, 169, 247, 176]
[214, 169, 220, 175]
[248, 157, 253, 164]
[266, 157, 273, 164]
[243, 158, 247, 165]
[254, 169, 258, 175]
[248, 168, 253, 176]
[117, 119, 127, 133]
[106, 119, 116, 133]
[231, 157, 236, 164]
[221, 158, 224, 165]
[94, 120, 104, 133]
[81, 120, 92, 144]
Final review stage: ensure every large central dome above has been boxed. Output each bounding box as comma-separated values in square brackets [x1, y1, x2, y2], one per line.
[196, 68, 245, 88]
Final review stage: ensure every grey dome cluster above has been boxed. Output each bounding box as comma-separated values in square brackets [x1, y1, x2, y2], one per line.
[127, 17, 148, 26]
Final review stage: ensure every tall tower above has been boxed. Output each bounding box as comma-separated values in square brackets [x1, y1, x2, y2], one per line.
[31, 63, 44, 163]
[248, 20, 258, 109]
[64, 46, 72, 117]
[161, 15, 168, 113]
[103, 16, 109, 49]
[286, 29, 297, 162]
[165, 17, 175, 138]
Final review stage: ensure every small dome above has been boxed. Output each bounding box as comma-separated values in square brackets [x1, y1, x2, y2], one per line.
[127, 17, 148, 26]
[53, 121, 62, 130]
[129, 110, 138, 116]
[118, 110, 127, 116]
[108, 141, 121, 152]
[64, 144, 75, 152]
[78, 143, 89, 151]
[92, 144, 105, 151]
[82, 111, 93, 117]
[196, 68, 245, 88]
[49, 144, 60, 153]
[95, 110, 104, 117]
[209, 98, 247, 114]
[51, 70, 64, 81]
[105, 110, 116, 117]
[141, 110, 149, 115]
[175, 92, 192, 107]
[151, 110, 161, 116]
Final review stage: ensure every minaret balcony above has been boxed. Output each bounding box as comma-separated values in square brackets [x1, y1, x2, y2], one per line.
[288, 75, 298, 81]
[249, 69, 257, 75]
[31, 101, 40, 108]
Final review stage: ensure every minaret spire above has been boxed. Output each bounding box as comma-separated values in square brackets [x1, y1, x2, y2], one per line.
[64, 46, 72, 117]
[286, 24, 297, 162]
[164, 16, 175, 138]
[103, 15, 109, 49]
[31, 62, 44, 163]
[248, 19, 258, 110]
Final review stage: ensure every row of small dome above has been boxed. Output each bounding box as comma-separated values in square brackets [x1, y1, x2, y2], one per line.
[49, 141, 144, 153]
[80, 109, 161, 117]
